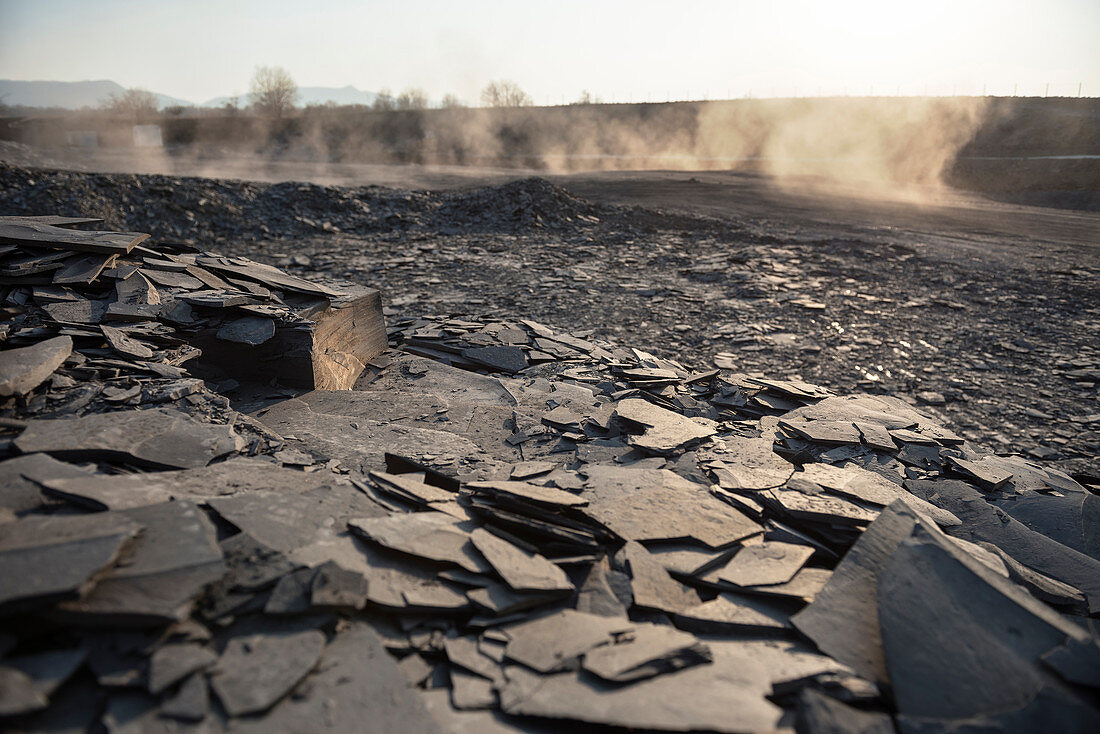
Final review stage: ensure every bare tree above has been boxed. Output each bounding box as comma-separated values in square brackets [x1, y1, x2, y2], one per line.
[440, 93, 465, 109]
[372, 89, 395, 111]
[102, 88, 158, 118]
[572, 90, 601, 105]
[480, 80, 532, 108]
[249, 66, 299, 118]
[395, 88, 429, 110]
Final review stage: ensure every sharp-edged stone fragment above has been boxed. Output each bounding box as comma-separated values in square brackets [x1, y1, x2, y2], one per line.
[621, 541, 700, 613]
[210, 629, 326, 717]
[223, 622, 441, 732]
[584, 465, 761, 548]
[470, 528, 574, 593]
[100, 324, 154, 359]
[0, 221, 148, 254]
[160, 673, 208, 722]
[906, 479, 1100, 614]
[575, 557, 629, 617]
[615, 398, 717, 453]
[147, 643, 217, 695]
[780, 420, 863, 445]
[0, 452, 93, 515]
[708, 435, 795, 490]
[503, 609, 634, 673]
[348, 513, 487, 574]
[0, 334, 72, 396]
[0, 512, 141, 614]
[673, 592, 792, 634]
[467, 480, 588, 508]
[0, 648, 87, 716]
[716, 541, 815, 587]
[216, 315, 276, 346]
[796, 688, 895, 734]
[57, 501, 224, 625]
[461, 345, 528, 373]
[500, 639, 845, 733]
[15, 408, 244, 470]
[581, 623, 712, 682]
[800, 461, 960, 527]
[207, 484, 387, 554]
[450, 669, 497, 710]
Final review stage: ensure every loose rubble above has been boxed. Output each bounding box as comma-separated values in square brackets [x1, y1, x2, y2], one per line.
[1, 207, 1098, 732]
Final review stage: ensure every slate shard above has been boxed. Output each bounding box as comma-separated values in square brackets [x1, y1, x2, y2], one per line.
[14, 408, 244, 470]
[209, 629, 326, 717]
[0, 335, 72, 396]
[0, 512, 141, 614]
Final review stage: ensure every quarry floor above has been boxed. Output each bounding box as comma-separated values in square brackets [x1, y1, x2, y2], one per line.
[2, 148, 1098, 479]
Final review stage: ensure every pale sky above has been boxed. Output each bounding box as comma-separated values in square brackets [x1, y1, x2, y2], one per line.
[1, 0, 1098, 104]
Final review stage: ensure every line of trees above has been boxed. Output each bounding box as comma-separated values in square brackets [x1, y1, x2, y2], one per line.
[98, 67, 548, 119]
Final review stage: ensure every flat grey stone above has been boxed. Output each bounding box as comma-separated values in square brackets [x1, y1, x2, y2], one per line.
[57, 501, 224, 624]
[574, 558, 629, 618]
[583, 465, 760, 548]
[470, 528, 573, 593]
[147, 644, 217, 695]
[216, 315, 276, 346]
[503, 609, 634, 673]
[210, 629, 325, 717]
[0, 452, 93, 515]
[15, 408, 244, 470]
[224, 623, 442, 732]
[208, 483, 388, 554]
[906, 479, 1100, 614]
[800, 461, 960, 527]
[500, 639, 845, 733]
[615, 398, 716, 454]
[467, 480, 588, 508]
[0, 335, 72, 396]
[348, 513, 488, 574]
[581, 623, 711, 682]
[673, 592, 792, 634]
[707, 435, 795, 490]
[0, 512, 141, 614]
[450, 669, 497, 710]
[159, 673, 208, 722]
[100, 324, 154, 359]
[620, 541, 700, 613]
[716, 541, 815, 587]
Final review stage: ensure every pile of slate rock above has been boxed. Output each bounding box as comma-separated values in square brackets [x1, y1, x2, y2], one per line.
[1, 222, 1099, 734]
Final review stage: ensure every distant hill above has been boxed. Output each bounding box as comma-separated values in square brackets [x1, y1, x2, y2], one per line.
[0, 79, 191, 110]
[203, 85, 379, 108]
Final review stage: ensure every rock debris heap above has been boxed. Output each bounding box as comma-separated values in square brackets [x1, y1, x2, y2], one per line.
[0, 217, 1098, 733]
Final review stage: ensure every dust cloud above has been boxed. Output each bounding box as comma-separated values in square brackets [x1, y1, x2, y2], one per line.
[24, 97, 995, 197]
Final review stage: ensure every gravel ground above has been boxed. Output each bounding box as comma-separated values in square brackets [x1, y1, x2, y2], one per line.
[2, 162, 1097, 481]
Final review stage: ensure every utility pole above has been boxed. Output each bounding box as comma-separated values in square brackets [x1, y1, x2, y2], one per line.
[1045, 82, 1049, 97]
[1013, 82, 1017, 96]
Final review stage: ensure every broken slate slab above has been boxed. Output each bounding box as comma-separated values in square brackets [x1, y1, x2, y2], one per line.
[348, 513, 488, 574]
[581, 623, 712, 682]
[469, 528, 574, 593]
[0, 512, 141, 614]
[226, 622, 442, 733]
[0, 335, 72, 396]
[210, 629, 326, 717]
[500, 639, 846, 734]
[715, 541, 815, 588]
[672, 592, 792, 634]
[708, 435, 795, 490]
[0, 452, 94, 515]
[503, 609, 634, 673]
[56, 500, 224, 625]
[615, 398, 717, 454]
[461, 346, 528, 374]
[905, 479, 1100, 615]
[216, 315, 276, 346]
[620, 541, 701, 613]
[583, 465, 761, 548]
[14, 408, 244, 470]
[147, 643, 217, 695]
